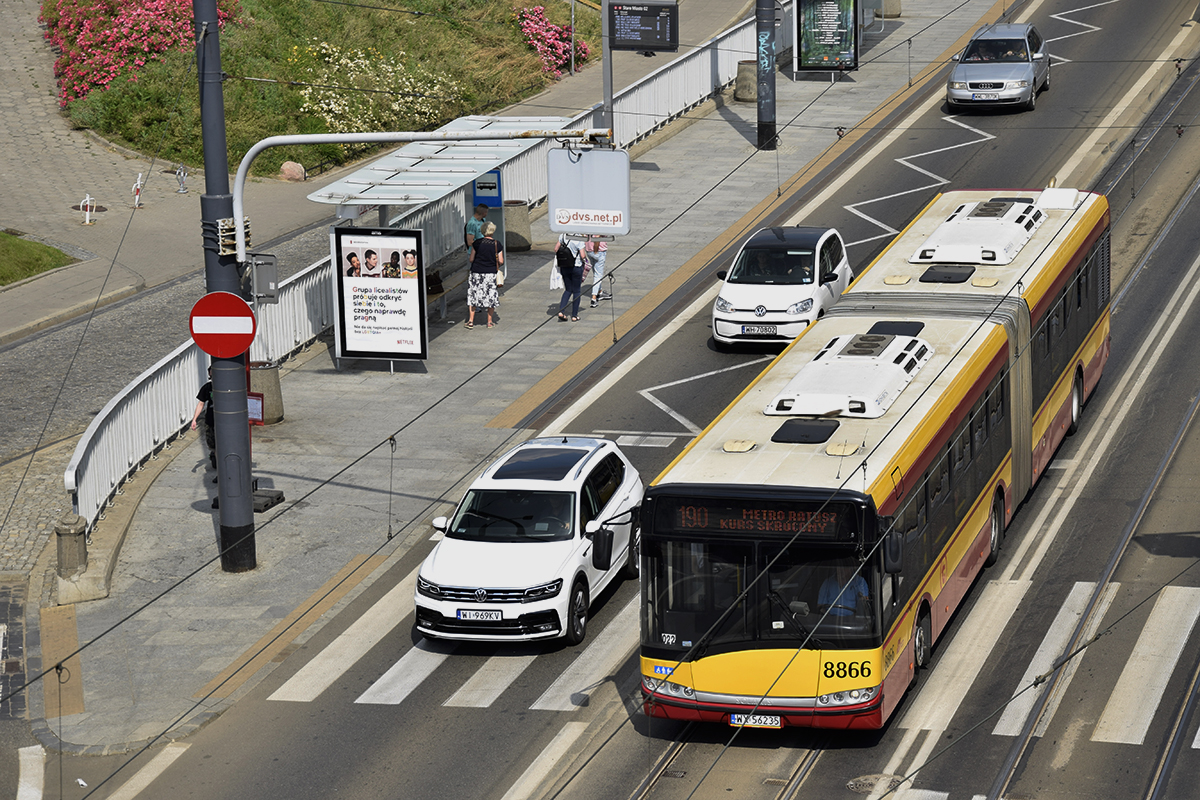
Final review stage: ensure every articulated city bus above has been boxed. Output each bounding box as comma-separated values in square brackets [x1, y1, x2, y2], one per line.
[639, 187, 1111, 729]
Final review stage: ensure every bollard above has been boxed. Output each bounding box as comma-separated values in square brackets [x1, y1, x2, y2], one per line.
[249, 361, 285, 424]
[175, 164, 189, 194]
[56, 513, 88, 579]
[81, 193, 95, 225]
[132, 172, 144, 208]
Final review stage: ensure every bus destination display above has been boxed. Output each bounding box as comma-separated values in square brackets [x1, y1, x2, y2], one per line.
[655, 497, 855, 538]
[610, 2, 679, 53]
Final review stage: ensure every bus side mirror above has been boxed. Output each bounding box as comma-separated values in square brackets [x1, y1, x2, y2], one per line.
[884, 529, 903, 574]
[591, 526, 613, 571]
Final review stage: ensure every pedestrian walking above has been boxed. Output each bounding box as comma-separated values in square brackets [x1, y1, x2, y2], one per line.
[586, 235, 610, 308]
[190, 367, 216, 469]
[467, 221, 503, 329]
[554, 233, 585, 322]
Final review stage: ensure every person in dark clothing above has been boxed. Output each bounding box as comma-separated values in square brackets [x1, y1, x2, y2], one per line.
[190, 367, 216, 469]
[467, 221, 503, 328]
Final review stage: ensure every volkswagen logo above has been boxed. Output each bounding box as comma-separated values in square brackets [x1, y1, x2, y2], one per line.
[754, 305, 768, 317]
[475, 588, 487, 602]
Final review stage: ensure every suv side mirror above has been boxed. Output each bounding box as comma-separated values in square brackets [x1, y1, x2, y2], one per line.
[591, 526, 613, 571]
[584, 519, 602, 537]
[951, 52, 960, 62]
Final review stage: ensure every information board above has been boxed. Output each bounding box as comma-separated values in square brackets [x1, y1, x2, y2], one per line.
[796, 0, 859, 71]
[610, 2, 679, 53]
[331, 226, 429, 362]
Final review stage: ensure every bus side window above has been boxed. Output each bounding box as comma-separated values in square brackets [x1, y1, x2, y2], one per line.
[916, 480, 928, 531]
[972, 404, 987, 453]
[931, 450, 950, 508]
[989, 381, 1006, 430]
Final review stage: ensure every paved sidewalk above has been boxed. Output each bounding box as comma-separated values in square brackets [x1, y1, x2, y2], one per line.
[7, 0, 1013, 755]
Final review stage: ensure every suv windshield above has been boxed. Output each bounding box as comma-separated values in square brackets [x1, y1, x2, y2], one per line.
[448, 489, 575, 543]
[726, 247, 814, 285]
[962, 38, 1028, 63]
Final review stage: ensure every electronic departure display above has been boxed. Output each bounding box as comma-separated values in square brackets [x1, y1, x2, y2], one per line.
[610, 2, 679, 53]
[652, 496, 858, 539]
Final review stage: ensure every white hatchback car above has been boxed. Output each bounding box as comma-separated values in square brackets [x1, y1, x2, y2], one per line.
[711, 226, 852, 348]
[415, 437, 644, 645]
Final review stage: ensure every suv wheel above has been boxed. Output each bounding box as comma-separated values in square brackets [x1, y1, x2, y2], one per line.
[621, 526, 640, 580]
[564, 580, 588, 645]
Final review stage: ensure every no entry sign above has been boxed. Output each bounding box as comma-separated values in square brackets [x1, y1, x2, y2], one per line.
[190, 291, 257, 358]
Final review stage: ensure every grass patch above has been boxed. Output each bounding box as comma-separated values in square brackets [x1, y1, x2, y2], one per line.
[0, 232, 77, 286]
[52, 0, 602, 176]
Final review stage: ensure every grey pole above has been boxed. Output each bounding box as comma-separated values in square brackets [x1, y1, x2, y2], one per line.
[194, 0, 256, 572]
[756, 0, 777, 150]
[601, 0, 613, 132]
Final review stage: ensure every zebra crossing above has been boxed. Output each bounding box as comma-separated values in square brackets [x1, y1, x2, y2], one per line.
[267, 564, 642, 712]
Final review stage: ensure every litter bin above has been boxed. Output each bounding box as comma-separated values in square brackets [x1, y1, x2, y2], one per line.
[504, 200, 532, 252]
[735, 60, 756, 102]
[250, 361, 284, 424]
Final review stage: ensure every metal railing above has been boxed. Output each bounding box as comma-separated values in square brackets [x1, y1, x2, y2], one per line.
[63, 8, 792, 532]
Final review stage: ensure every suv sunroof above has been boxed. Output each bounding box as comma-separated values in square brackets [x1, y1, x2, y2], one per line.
[493, 447, 589, 481]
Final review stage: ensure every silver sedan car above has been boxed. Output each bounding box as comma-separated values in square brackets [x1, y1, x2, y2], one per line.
[947, 23, 1049, 112]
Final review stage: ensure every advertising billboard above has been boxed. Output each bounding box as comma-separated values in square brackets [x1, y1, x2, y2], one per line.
[331, 226, 428, 362]
[797, 0, 858, 71]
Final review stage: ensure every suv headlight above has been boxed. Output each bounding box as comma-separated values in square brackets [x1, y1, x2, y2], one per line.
[786, 298, 812, 315]
[714, 296, 733, 314]
[948, 80, 968, 90]
[417, 575, 442, 598]
[817, 685, 879, 706]
[522, 579, 562, 602]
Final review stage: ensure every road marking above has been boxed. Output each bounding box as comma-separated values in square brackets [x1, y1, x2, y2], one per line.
[1031, 581, 1119, 738]
[992, 581, 1114, 736]
[499, 722, 588, 800]
[268, 566, 418, 702]
[355, 637, 455, 705]
[444, 653, 538, 708]
[901, 580, 1029, 732]
[105, 743, 190, 800]
[198, 554, 386, 699]
[16, 746, 43, 800]
[1058, 19, 1198, 186]
[543, 286, 720, 436]
[530, 595, 639, 711]
[1093, 586, 1200, 744]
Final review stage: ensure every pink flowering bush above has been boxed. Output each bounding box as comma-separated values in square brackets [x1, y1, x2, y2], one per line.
[40, 0, 241, 105]
[516, 6, 589, 78]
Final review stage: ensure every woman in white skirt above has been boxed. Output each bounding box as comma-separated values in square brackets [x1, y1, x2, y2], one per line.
[467, 221, 503, 328]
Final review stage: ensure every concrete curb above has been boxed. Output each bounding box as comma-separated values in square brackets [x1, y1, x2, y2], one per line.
[0, 280, 142, 346]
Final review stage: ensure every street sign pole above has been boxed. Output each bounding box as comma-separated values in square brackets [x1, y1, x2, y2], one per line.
[194, 0, 256, 572]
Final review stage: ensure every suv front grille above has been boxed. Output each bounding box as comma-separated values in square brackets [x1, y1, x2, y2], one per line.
[435, 586, 528, 603]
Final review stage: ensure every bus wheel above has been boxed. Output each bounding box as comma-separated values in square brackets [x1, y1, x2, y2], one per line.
[985, 495, 1004, 567]
[1067, 372, 1083, 435]
[564, 580, 589, 646]
[914, 610, 932, 671]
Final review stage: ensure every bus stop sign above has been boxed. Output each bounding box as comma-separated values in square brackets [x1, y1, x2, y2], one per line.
[189, 291, 257, 358]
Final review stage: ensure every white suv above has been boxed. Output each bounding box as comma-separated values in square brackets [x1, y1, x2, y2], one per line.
[415, 437, 644, 645]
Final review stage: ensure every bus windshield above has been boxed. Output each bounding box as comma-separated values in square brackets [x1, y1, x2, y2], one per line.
[642, 539, 880, 657]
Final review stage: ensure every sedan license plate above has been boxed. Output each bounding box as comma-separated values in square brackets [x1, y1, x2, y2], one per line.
[971, 92, 999, 100]
[730, 713, 782, 728]
[457, 609, 501, 621]
[741, 324, 777, 335]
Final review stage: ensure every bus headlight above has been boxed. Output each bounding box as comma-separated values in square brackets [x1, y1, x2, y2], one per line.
[817, 685, 878, 706]
[645, 677, 695, 699]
